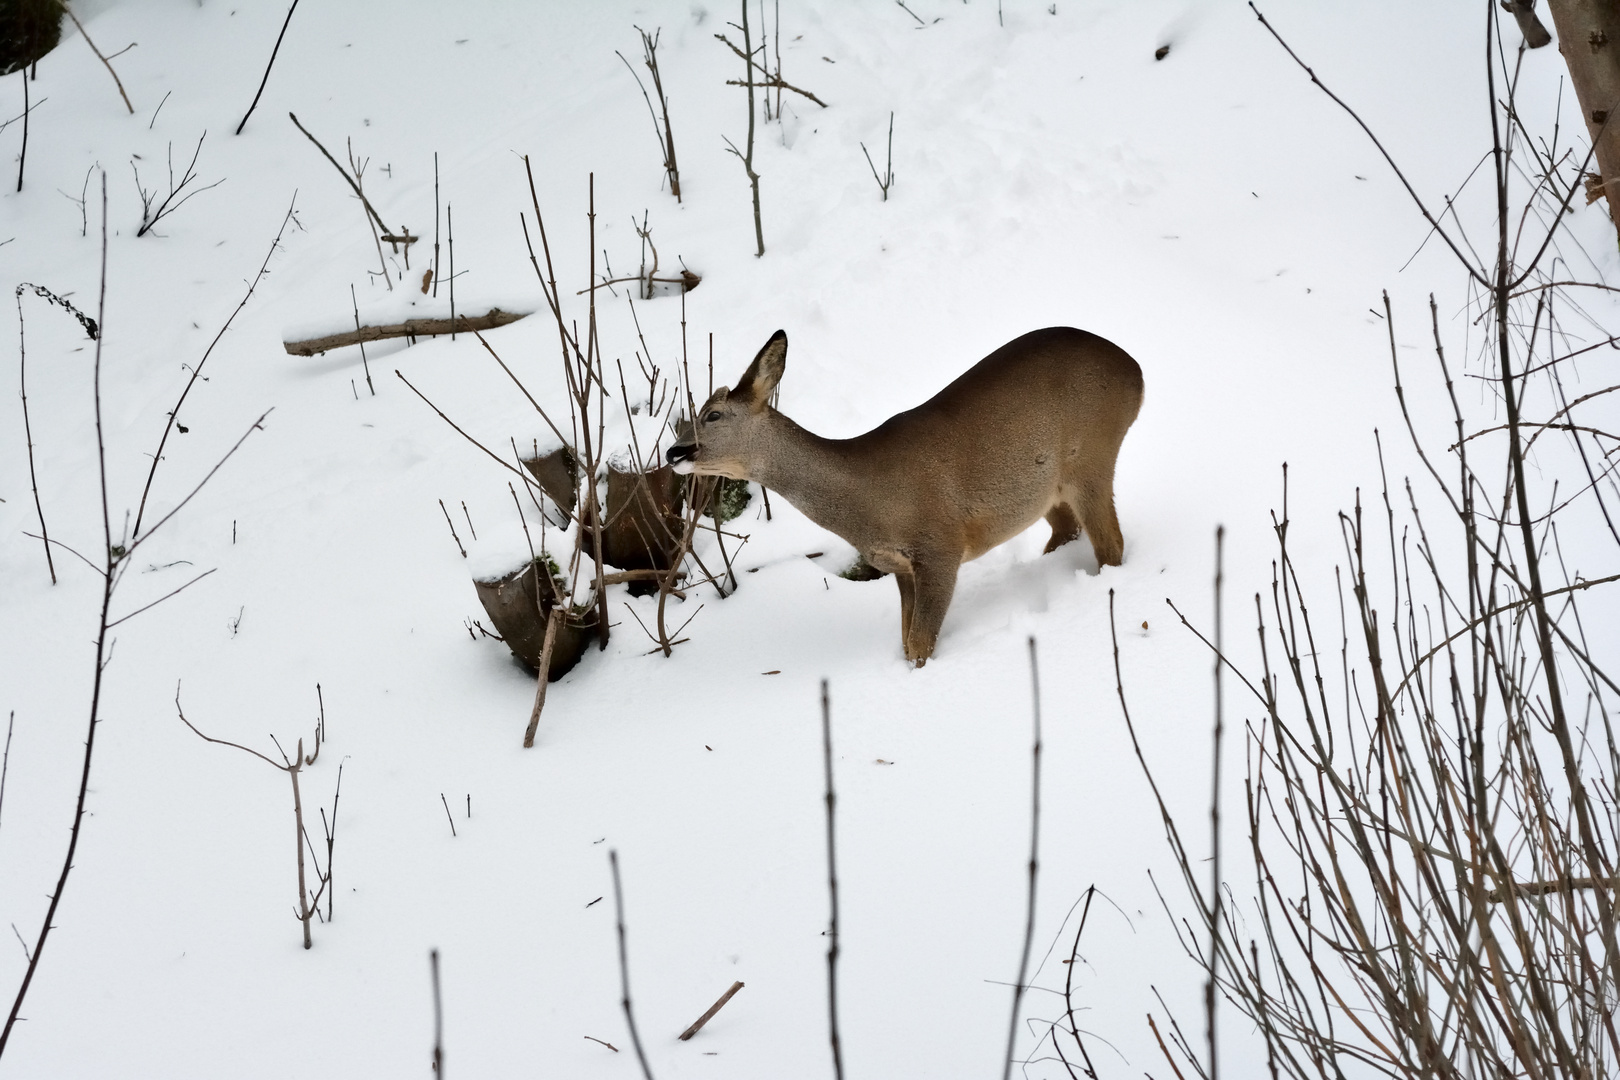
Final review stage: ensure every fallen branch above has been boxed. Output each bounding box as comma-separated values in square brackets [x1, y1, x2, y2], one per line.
[283, 308, 527, 355]
[679, 981, 744, 1041]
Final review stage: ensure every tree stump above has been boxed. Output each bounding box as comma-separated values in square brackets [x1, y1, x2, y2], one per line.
[474, 560, 595, 680]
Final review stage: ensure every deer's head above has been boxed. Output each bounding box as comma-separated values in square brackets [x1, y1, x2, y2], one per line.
[666, 330, 787, 479]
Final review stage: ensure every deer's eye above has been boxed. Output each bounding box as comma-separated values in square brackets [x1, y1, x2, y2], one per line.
[703, 410, 723, 423]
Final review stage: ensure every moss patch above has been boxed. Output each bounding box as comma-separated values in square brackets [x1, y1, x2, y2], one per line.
[705, 477, 752, 524]
[839, 555, 888, 581]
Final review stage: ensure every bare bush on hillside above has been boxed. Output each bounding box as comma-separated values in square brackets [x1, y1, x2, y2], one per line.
[1113, 7, 1620, 1078]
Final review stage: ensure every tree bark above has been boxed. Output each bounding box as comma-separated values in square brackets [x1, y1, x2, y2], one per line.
[1546, 0, 1620, 248]
[282, 308, 526, 355]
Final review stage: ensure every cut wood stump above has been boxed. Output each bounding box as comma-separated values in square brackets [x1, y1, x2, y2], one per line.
[599, 464, 687, 593]
[520, 446, 579, 516]
[474, 560, 595, 680]
[283, 308, 528, 356]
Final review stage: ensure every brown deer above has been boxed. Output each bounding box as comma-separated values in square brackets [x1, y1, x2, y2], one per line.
[666, 327, 1144, 665]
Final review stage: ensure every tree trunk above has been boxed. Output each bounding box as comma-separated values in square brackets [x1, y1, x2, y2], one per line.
[1546, 0, 1620, 248]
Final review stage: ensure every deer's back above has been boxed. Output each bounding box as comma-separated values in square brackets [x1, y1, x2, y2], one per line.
[835, 328, 1141, 554]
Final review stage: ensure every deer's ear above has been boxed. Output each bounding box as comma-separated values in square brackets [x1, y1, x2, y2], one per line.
[733, 330, 787, 410]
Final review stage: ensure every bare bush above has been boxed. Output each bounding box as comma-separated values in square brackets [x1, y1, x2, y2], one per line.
[1115, 7, 1620, 1078]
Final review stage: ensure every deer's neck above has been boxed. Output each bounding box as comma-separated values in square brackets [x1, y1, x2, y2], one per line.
[748, 413, 877, 540]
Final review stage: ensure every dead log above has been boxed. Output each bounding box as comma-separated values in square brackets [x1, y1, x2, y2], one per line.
[282, 307, 527, 356]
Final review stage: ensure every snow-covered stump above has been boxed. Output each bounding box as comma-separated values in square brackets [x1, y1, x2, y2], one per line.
[473, 560, 595, 681]
[599, 462, 686, 593]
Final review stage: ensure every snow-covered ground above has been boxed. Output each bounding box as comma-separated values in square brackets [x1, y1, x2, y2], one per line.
[2, 2, 1614, 1076]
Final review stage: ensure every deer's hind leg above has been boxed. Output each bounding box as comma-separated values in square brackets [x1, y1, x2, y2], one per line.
[903, 555, 960, 667]
[1043, 502, 1082, 554]
[1078, 480, 1125, 566]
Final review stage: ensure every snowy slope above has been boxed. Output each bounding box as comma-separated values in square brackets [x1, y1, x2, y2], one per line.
[2, 2, 1614, 1077]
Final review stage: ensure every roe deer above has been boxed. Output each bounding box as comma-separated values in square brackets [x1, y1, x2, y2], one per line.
[666, 327, 1144, 665]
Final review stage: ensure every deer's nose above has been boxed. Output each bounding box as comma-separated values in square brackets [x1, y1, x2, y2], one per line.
[666, 443, 696, 465]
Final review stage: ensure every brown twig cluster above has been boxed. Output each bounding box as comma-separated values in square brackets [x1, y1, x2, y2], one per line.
[1113, 7, 1620, 1077]
[405, 162, 741, 745]
[132, 133, 223, 237]
[176, 684, 341, 950]
[289, 112, 415, 289]
[2, 175, 277, 1056]
[616, 27, 682, 202]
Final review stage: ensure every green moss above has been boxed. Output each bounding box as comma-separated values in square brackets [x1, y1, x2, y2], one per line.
[705, 477, 753, 524]
[839, 556, 888, 581]
[1, 0, 62, 77]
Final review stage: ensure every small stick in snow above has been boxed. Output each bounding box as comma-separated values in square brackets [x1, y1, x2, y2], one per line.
[16, 64, 26, 191]
[1001, 638, 1042, 1080]
[821, 681, 845, 1080]
[0, 711, 14, 833]
[609, 851, 658, 1080]
[440, 794, 457, 837]
[585, 1035, 620, 1052]
[523, 608, 563, 748]
[430, 949, 445, 1078]
[678, 981, 745, 1040]
[432, 152, 441, 297]
[350, 284, 374, 395]
[438, 499, 467, 558]
[235, 0, 301, 135]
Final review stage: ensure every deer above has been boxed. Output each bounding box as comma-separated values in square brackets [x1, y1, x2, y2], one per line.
[666, 327, 1144, 666]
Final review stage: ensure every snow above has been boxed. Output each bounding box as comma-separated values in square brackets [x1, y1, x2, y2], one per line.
[1, 1, 1615, 1077]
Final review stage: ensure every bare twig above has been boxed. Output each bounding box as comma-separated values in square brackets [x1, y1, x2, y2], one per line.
[350, 284, 373, 395]
[175, 688, 318, 948]
[1205, 528, 1223, 1080]
[0, 713, 13, 834]
[15, 64, 26, 192]
[287, 112, 389, 235]
[715, 33, 829, 106]
[678, 981, 745, 1041]
[522, 607, 563, 749]
[15, 285, 63, 583]
[235, 0, 301, 135]
[438, 499, 467, 558]
[58, 2, 134, 114]
[1003, 638, 1042, 1080]
[724, 2, 765, 257]
[860, 112, 894, 201]
[132, 195, 296, 537]
[2, 176, 113, 1054]
[430, 949, 445, 1079]
[609, 851, 657, 1080]
[617, 27, 682, 201]
[105, 567, 217, 628]
[821, 680, 845, 1080]
[132, 134, 223, 237]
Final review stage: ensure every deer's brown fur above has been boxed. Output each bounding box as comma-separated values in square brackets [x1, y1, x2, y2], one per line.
[667, 327, 1143, 665]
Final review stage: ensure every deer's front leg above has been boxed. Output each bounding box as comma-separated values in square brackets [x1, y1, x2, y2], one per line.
[904, 556, 960, 667]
